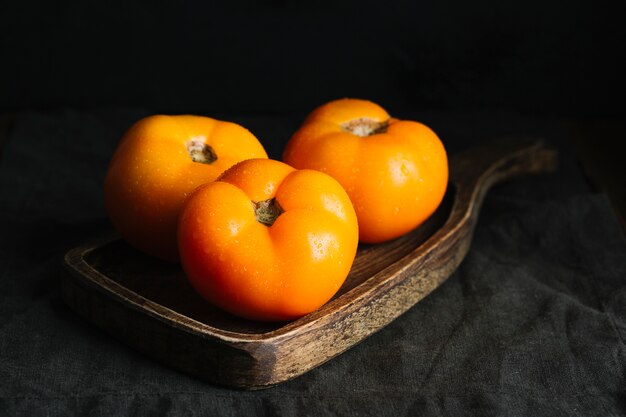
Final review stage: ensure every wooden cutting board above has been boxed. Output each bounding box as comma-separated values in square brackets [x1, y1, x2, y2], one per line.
[62, 138, 557, 389]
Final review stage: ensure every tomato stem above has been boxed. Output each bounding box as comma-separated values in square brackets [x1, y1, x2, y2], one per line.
[341, 118, 389, 137]
[254, 198, 283, 226]
[187, 139, 217, 164]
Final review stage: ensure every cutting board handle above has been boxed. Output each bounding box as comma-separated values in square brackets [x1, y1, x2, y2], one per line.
[445, 137, 558, 241]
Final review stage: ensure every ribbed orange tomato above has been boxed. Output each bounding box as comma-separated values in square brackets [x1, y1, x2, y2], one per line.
[177, 158, 359, 321]
[283, 98, 448, 243]
[104, 115, 267, 261]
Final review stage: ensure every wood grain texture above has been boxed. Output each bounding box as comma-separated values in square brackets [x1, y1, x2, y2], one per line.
[62, 137, 557, 389]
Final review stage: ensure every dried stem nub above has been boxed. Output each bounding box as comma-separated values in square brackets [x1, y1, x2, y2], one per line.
[254, 198, 283, 226]
[187, 139, 217, 164]
[341, 118, 389, 137]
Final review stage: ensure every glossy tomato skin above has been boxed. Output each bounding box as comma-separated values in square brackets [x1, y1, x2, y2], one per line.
[104, 115, 267, 262]
[283, 98, 448, 243]
[177, 159, 359, 321]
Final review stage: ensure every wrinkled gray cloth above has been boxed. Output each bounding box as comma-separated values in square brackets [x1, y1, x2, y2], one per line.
[1, 109, 625, 416]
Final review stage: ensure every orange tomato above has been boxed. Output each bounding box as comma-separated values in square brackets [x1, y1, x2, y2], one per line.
[177, 158, 359, 321]
[104, 115, 268, 261]
[283, 98, 448, 243]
